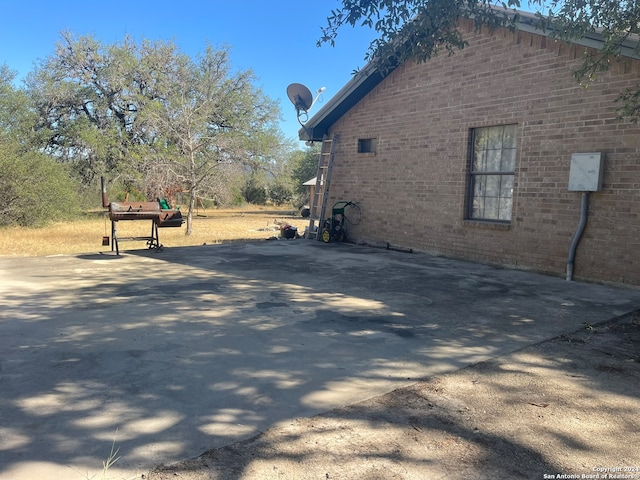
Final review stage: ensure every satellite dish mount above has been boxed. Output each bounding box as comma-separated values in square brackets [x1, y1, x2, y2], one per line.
[287, 83, 326, 129]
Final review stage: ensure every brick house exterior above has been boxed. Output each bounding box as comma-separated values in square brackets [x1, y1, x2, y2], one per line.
[299, 16, 640, 287]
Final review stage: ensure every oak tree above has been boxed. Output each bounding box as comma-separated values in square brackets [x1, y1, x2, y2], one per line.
[28, 34, 282, 233]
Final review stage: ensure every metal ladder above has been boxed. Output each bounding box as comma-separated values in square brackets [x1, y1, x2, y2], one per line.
[307, 134, 337, 240]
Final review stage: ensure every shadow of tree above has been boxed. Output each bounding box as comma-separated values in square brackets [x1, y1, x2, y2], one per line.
[1, 242, 639, 479]
[150, 313, 640, 479]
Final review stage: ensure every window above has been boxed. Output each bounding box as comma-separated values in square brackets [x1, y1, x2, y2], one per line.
[357, 138, 377, 154]
[467, 125, 517, 222]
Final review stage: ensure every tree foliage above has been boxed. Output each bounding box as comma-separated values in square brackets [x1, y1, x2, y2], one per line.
[27, 33, 148, 182]
[0, 140, 80, 227]
[543, 0, 640, 120]
[319, 1, 541, 68]
[27, 34, 284, 233]
[319, 0, 640, 120]
[134, 44, 282, 233]
[268, 181, 294, 206]
[288, 145, 321, 206]
[242, 178, 268, 205]
[291, 146, 321, 191]
[0, 65, 80, 227]
[1, 64, 38, 145]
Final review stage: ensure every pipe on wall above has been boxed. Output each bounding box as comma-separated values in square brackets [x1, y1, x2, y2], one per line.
[566, 191, 589, 281]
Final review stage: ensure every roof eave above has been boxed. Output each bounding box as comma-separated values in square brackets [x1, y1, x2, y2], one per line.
[298, 62, 394, 142]
[515, 15, 640, 59]
[297, 10, 640, 143]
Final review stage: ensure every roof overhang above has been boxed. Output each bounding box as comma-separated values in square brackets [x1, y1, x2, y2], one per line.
[297, 61, 395, 142]
[514, 10, 640, 59]
[297, 9, 640, 143]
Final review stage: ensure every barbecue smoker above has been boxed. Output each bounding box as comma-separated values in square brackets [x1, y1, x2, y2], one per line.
[101, 177, 184, 255]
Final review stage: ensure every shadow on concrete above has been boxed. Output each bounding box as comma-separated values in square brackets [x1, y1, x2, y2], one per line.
[151, 313, 640, 479]
[1, 241, 639, 478]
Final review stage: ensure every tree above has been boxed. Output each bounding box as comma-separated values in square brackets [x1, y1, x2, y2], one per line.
[27, 32, 149, 183]
[268, 181, 294, 206]
[0, 64, 39, 145]
[288, 145, 321, 207]
[0, 140, 80, 227]
[0, 64, 80, 226]
[242, 178, 268, 204]
[319, 0, 640, 120]
[544, 0, 640, 120]
[289, 146, 321, 193]
[28, 34, 283, 233]
[139, 45, 282, 234]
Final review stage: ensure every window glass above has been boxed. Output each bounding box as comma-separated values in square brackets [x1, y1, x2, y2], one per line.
[473, 149, 486, 171]
[467, 125, 516, 222]
[485, 175, 500, 196]
[501, 148, 516, 171]
[503, 125, 517, 148]
[486, 130, 503, 149]
[358, 138, 377, 153]
[486, 150, 502, 172]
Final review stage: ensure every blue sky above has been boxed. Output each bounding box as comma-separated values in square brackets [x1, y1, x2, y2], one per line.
[0, 1, 378, 144]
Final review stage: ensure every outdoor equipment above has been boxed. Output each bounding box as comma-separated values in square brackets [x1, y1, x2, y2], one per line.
[101, 177, 184, 255]
[108, 201, 183, 255]
[321, 201, 357, 243]
[280, 224, 298, 239]
[306, 134, 337, 240]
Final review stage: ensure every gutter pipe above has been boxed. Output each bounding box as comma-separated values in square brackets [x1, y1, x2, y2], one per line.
[566, 192, 589, 281]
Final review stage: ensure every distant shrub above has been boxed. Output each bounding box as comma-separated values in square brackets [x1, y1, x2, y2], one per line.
[0, 144, 80, 227]
[268, 182, 293, 206]
[242, 179, 267, 205]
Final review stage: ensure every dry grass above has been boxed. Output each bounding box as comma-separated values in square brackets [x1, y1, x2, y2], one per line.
[0, 206, 310, 257]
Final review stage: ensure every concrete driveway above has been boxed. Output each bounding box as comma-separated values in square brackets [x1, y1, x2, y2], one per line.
[1, 241, 639, 479]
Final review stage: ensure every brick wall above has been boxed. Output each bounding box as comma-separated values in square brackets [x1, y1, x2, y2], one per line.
[324, 19, 640, 286]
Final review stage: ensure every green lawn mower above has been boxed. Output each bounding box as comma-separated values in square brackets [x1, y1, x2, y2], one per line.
[321, 201, 360, 243]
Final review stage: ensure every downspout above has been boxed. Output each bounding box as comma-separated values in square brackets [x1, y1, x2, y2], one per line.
[565, 192, 589, 281]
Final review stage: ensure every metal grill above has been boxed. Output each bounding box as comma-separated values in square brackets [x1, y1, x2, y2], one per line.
[108, 202, 184, 255]
[102, 178, 184, 255]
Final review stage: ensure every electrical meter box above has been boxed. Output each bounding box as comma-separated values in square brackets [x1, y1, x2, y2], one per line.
[568, 152, 604, 191]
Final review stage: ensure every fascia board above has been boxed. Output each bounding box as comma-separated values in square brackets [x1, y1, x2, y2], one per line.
[298, 62, 388, 142]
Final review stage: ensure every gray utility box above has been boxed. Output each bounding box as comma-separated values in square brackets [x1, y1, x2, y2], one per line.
[568, 152, 604, 192]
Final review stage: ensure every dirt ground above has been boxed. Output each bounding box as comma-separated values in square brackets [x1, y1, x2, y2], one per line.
[147, 311, 640, 480]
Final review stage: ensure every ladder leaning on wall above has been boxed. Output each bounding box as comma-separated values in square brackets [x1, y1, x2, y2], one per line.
[307, 134, 338, 240]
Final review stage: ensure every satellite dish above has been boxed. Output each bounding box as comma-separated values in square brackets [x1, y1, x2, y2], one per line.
[287, 83, 326, 135]
[287, 83, 313, 113]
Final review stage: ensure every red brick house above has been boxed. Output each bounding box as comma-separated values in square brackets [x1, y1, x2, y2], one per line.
[299, 14, 640, 287]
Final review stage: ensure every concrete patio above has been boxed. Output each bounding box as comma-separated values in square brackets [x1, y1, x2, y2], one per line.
[1, 241, 639, 479]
